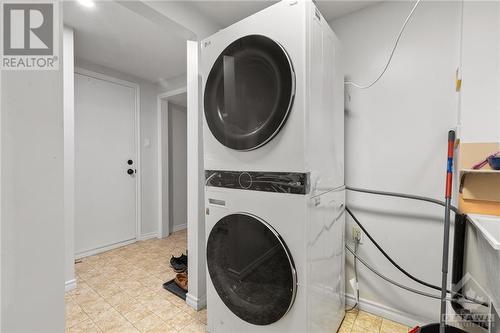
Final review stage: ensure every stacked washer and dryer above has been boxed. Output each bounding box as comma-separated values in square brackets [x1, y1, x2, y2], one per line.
[201, 1, 345, 332]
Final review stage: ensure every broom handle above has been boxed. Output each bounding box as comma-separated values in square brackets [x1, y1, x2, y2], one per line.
[440, 130, 456, 333]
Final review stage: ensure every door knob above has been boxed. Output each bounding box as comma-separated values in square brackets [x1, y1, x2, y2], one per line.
[127, 169, 135, 175]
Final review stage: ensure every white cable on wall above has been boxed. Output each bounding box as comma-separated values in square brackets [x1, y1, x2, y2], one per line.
[344, 0, 422, 89]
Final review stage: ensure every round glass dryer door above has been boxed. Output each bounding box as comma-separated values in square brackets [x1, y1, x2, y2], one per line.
[204, 35, 295, 151]
[206, 213, 297, 326]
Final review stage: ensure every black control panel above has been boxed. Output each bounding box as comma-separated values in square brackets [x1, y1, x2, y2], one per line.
[205, 170, 310, 195]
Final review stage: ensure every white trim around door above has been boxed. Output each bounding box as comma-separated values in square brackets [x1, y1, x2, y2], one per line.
[156, 86, 187, 239]
[74, 67, 142, 254]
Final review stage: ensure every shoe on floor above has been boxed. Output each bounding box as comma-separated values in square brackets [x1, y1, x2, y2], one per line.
[170, 254, 187, 273]
[180, 253, 187, 266]
[175, 272, 188, 292]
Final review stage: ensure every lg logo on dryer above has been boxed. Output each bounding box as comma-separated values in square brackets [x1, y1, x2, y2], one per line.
[1, 1, 59, 70]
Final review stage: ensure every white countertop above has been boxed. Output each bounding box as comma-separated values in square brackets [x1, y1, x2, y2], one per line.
[468, 214, 500, 250]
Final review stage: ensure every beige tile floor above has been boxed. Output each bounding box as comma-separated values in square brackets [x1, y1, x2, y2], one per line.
[66, 230, 205, 333]
[338, 309, 411, 333]
[66, 230, 410, 333]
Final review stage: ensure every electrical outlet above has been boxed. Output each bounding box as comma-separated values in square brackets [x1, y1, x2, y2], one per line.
[352, 226, 362, 243]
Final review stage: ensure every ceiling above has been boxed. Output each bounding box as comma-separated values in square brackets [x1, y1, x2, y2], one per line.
[188, 1, 277, 28]
[63, 1, 187, 83]
[315, 1, 379, 21]
[189, 1, 379, 27]
[168, 92, 187, 108]
[64, 0, 378, 84]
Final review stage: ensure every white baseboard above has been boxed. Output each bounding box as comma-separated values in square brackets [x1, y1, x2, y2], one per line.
[172, 223, 187, 233]
[65, 279, 77, 292]
[139, 232, 159, 240]
[186, 293, 207, 311]
[75, 238, 136, 259]
[345, 294, 430, 328]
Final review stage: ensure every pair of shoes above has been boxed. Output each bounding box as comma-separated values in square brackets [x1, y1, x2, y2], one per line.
[170, 254, 188, 273]
[175, 272, 188, 291]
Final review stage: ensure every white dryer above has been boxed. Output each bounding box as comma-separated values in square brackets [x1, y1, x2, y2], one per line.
[205, 172, 345, 332]
[201, 0, 344, 191]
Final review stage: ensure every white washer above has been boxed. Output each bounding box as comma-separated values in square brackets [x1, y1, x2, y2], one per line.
[205, 177, 345, 333]
[201, 0, 344, 192]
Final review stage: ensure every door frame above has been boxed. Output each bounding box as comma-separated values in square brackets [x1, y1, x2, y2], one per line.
[156, 86, 187, 238]
[74, 67, 142, 254]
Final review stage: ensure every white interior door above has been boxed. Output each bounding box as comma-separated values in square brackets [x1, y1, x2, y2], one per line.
[75, 72, 137, 256]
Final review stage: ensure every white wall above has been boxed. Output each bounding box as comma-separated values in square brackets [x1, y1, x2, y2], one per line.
[139, 74, 162, 237]
[460, 1, 500, 143]
[161, 99, 169, 237]
[331, 1, 461, 325]
[331, 0, 500, 325]
[1, 63, 65, 332]
[64, 27, 76, 290]
[168, 104, 188, 232]
[0, 65, 2, 332]
[75, 60, 163, 239]
[186, 40, 206, 310]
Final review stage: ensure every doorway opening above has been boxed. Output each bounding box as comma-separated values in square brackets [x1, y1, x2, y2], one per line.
[157, 88, 188, 238]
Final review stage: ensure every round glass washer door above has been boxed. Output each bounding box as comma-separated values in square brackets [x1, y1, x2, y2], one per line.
[206, 213, 297, 326]
[204, 35, 295, 151]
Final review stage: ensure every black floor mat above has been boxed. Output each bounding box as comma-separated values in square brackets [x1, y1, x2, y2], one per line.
[163, 279, 187, 300]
